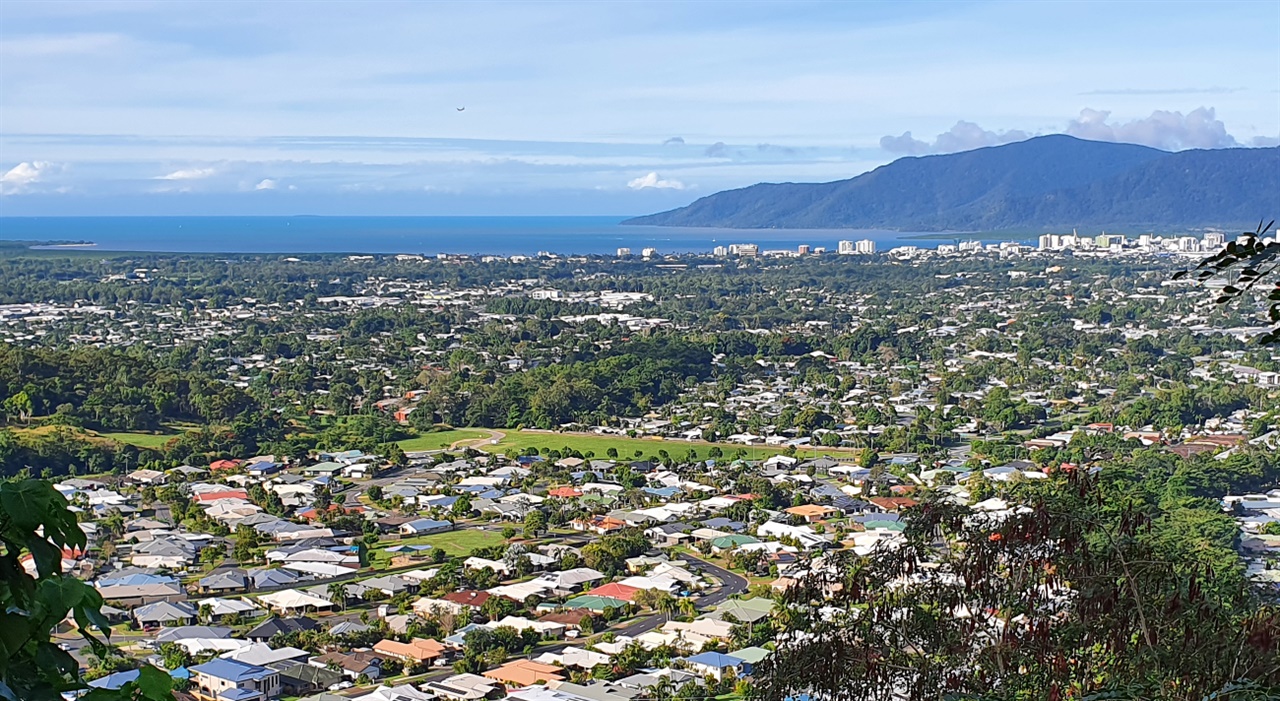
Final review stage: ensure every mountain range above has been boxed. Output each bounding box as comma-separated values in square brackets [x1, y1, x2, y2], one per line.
[623, 135, 1279, 232]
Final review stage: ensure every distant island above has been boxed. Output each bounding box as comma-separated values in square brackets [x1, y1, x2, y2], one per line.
[0, 239, 95, 250]
[624, 135, 1280, 232]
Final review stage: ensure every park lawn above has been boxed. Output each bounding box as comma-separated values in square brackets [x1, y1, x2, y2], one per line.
[98, 431, 180, 449]
[481, 429, 847, 463]
[396, 429, 491, 452]
[371, 528, 506, 567]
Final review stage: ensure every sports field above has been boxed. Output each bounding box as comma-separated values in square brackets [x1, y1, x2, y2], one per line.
[481, 429, 849, 462]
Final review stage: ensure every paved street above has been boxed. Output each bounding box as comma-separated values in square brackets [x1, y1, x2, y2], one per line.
[676, 552, 749, 608]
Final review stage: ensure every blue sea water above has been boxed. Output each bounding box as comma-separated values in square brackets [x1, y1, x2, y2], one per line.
[0, 216, 981, 256]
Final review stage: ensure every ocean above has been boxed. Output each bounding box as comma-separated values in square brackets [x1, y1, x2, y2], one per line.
[0, 216, 993, 256]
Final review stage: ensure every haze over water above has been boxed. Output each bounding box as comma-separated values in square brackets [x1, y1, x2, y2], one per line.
[0, 217, 985, 256]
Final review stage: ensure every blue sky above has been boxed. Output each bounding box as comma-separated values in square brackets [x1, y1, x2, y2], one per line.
[1, 0, 1277, 216]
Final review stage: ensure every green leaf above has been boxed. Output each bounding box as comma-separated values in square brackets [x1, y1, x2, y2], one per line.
[33, 642, 76, 679]
[0, 612, 30, 666]
[136, 664, 173, 701]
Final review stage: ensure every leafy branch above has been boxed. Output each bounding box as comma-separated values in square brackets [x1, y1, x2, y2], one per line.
[0, 480, 173, 701]
[1173, 220, 1280, 344]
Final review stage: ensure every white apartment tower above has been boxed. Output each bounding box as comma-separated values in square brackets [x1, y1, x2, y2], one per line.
[855, 239, 876, 254]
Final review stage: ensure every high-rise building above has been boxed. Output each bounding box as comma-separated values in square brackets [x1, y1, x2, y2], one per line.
[1202, 232, 1225, 249]
[712, 245, 727, 257]
[641, 247, 658, 258]
[855, 239, 876, 254]
[838, 240, 856, 255]
[797, 244, 811, 255]
[733, 243, 759, 257]
[616, 247, 631, 257]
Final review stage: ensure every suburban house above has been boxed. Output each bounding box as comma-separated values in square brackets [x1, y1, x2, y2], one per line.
[682, 651, 742, 681]
[277, 663, 342, 697]
[784, 504, 840, 523]
[482, 659, 564, 686]
[398, 518, 454, 536]
[199, 569, 249, 594]
[245, 616, 320, 642]
[569, 515, 626, 535]
[190, 658, 281, 701]
[95, 573, 185, 607]
[133, 600, 197, 628]
[373, 637, 448, 665]
[310, 651, 384, 680]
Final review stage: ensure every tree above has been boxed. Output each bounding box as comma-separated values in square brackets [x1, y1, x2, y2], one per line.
[2, 390, 34, 425]
[0, 479, 173, 700]
[233, 524, 259, 564]
[157, 642, 191, 671]
[754, 469, 1280, 700]
[327, 582, 348, 611]
[1175, 220, 1278, 344]
[523, 509, 547, 539]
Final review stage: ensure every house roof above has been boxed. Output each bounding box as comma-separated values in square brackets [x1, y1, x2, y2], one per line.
[728, 646, 772, 664]
[134, 601, 197, 622]
[562, 595, 630, 612]
[442, 590, 490, 608]
[482, 660, 564, 686]
[374, 637, 447, 661]
[684, 651, 741, 669]
[280, 663, 342, 687]
[245, 616, 319, 639]
[191, 658, 274, 683]
[585, 583, 640, 602]
[784, 504, 837, 517]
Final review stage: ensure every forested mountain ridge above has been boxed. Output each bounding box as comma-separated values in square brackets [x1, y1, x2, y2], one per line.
[624, 135, 1280, 231]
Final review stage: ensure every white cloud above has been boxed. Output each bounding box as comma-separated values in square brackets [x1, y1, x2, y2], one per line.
[627, 172, 686, 190]
[1, 161, 56, 194]
[155, 167, 217, 181]
[881, 121, 1032, 155]
[881, 107, 1256, 156]
[254, 178, 278, 190]
[1065, 107, 1238, 150]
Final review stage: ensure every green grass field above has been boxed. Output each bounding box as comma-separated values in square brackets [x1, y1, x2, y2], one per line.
[396, 429, 492, 452]
[481, 430, 848, 462]
[371, 527, 506, 567]
[99, 431, 180, 449]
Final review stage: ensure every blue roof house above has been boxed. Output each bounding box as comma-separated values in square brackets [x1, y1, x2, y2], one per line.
[683, 651, 742, 681]
[190, 658, 280, 701]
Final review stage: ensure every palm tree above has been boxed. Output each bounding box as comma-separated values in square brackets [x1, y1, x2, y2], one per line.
[676, 598, 696, 621]
[197, 603, 214, 625]
[327, 581, 348, 611]
[653, 591, 678, 622]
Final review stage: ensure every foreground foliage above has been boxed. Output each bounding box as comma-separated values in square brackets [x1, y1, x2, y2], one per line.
[754, 468, 1280, 700]
[0, 479, 172, 701]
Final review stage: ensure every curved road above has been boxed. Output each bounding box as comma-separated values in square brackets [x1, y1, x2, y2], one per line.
[677, 552, 749, 608]
[608, 552, 749, 638]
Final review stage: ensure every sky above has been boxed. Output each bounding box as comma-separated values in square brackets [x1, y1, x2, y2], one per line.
[1, 0, 1278, 217]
